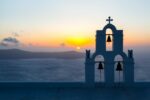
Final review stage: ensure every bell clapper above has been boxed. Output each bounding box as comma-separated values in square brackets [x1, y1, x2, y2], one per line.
[98, 62, 103, 82]
[116, 61, 123, 84]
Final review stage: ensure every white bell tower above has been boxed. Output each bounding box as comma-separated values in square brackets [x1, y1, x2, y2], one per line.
[85, 17, 134, 86]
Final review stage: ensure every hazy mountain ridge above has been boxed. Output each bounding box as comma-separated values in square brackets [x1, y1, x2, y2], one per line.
[0, 49, 85, 59]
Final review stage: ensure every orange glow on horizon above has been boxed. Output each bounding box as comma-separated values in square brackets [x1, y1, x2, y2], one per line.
[65, 35, 94, 47]
[15, 30, 150, 50]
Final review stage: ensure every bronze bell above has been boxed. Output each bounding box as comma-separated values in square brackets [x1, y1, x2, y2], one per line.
[107, 35, 111, 42]
[116, 62, 123, 71]
[98, 62, 103, 70]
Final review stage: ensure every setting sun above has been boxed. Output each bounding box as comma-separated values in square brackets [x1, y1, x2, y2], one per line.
[66, 35, 93, 48]
[76, 46, 81, 51]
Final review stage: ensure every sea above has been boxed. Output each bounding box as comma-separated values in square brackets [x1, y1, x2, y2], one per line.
[0, 52, 150, 82]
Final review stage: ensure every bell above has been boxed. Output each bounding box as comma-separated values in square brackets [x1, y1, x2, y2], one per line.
[116, 62, 123, 71]
[98, 62, 103, 70]
[107, 35, 111, 42]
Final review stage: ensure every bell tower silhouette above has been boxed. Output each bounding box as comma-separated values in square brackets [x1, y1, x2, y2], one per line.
[85, 17, 134, 86]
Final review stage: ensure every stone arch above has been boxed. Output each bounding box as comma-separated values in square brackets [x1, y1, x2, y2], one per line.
[103, 24, 117, 34]
[120, 52, 128, 61]
[95, 55, 104, 62]
[114, 54, 123, 61]
[106, 28, 113, 35]
[91, 52, 104, 61]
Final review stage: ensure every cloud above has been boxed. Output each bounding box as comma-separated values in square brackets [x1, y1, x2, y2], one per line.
[0, 37, 20, 47]
[3, 37, 19, 43]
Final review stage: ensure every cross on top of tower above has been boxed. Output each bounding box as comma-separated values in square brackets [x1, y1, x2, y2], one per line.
[106, 16, 113, 24]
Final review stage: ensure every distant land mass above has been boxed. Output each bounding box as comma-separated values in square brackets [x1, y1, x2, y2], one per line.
[0, 49, 85, 59]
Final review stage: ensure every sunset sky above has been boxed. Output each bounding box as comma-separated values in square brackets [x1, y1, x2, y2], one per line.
[0, 0, 150, 52]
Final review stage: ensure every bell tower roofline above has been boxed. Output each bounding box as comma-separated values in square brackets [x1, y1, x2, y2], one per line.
[103, 23, 117, 32]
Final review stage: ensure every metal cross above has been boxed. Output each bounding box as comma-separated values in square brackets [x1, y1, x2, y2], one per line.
[106, 16, 113, 24]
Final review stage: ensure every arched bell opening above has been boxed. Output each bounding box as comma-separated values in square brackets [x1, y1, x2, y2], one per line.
[114, 55, 123, 83]
[94, 55, 105, 82]
[106, 28, 113, 51]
